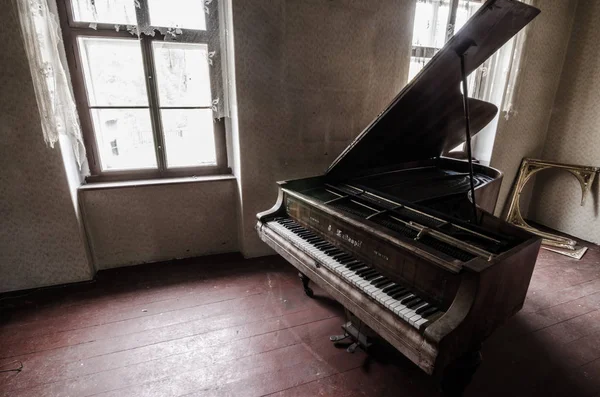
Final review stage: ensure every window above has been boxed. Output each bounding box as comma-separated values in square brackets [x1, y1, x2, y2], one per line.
[57, 0, 228, 182]
[409, 0, 517, 163]
[409, 0, 484, 83]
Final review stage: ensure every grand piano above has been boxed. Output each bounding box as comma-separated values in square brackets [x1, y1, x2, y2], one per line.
[256, 1, 541, 395]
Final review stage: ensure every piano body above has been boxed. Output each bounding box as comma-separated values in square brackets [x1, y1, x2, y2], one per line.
[256, 0, 541, 394]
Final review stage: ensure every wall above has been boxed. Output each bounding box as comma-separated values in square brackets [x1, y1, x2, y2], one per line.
[490, 0, 578, 216]
[528, 1, 600, 244]
[0, 1, 92, 292]
[231, 0, 416, 257]
[79, 178, 238, 269]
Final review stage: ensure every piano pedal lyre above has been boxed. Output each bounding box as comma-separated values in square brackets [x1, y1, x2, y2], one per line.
[298, 272, 314, 298]
[330, 311, 374, 353]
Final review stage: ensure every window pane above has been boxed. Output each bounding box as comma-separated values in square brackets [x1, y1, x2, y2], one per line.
[79, 37, 148, 106]
[162, 109, 216, 168]
[70, 0, 136, 25]
[153, 42, 212, 107]
[91, 109, 157, 170]
[412, 1, 448, 49]
[148, 0, 206, 30]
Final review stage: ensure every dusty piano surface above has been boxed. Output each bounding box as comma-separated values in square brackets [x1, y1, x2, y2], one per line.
[256, 1, 541, 395]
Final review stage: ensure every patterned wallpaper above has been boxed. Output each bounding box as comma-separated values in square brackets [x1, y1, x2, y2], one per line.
[0, 1, 92, 292]
[529, 1, 600, 244]
[490, 0, 578, 217]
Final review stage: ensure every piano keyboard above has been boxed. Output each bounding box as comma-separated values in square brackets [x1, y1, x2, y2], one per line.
[268, 217, 443, 331]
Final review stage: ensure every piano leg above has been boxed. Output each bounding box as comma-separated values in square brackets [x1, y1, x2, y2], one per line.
[440, 347, 482, 397]
[298, 272, 314, 298]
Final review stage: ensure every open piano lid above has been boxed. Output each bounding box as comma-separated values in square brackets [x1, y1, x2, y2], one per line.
[326, 0, 540, 179]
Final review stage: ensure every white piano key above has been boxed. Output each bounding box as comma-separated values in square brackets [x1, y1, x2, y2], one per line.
[408, 312, 425, 327]
[401, 302, 428, 322]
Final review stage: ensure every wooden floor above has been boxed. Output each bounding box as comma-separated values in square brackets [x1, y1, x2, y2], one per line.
[1, 244, 600, 397]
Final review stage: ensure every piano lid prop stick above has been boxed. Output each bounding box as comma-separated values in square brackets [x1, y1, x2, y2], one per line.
[458, 53, 478, 225]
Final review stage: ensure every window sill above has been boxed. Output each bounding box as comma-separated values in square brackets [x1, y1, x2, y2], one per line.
[78, 174, 236, 191]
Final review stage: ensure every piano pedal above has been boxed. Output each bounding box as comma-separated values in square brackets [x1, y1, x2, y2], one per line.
[298, 272, 314, 298]
[330, 321, 373, 353]
[346, 342, 359, 353]
[329, 333, 350, 342]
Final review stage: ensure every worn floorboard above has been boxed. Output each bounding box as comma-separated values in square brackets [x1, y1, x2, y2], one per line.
[1, 245, 599, 397]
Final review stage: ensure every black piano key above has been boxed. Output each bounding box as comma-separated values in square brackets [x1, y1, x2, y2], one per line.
[420, 307, 439, 318]
[406, 298, 424, 309]
[317, 243, 333, 250]
[358, 268, 377, 277]
[357, 270, 375, 279]
[401, 295, 419, 305]
[386, 285, 405, 295]
[355, 267, 373, 276]
[376, 280, 394, 289]
[345, 260, 362, 268]
[370, 276, 387, 286]
[343, 264, 362, 272]
[392, 290, 411, 300]
[363, 272, 381, 281]
[369, 275, 385, 284]
[382, 284, 400, 293]
[350, 265, 369, 273]
[371, 276, 388, 285]
[377, 278, 392, 285]
[415, 304, 432, 315]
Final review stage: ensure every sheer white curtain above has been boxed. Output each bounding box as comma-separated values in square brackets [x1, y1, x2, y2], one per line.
[500, 0, 535, 120]
[13, 0, 85, 167]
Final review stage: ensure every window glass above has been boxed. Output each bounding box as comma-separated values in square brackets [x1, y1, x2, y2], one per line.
[412, 1, 448, 49]
[153, 42, 212, 107]
[71, 0, 136, 25]
[148, 0, 206, 30]
[79, 37, 148, 106]
[161, 109, 216, 168]
[91, 109, 157, 170]
[409, 0, 482, 81]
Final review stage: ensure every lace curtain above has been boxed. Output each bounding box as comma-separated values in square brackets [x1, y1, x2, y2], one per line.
[13, 0, 85, 167]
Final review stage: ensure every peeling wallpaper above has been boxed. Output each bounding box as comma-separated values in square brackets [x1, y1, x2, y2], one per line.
[529, 1, 600, 244]
[232, 0, 416, 257]
[490, 0, 578, 217]
[0, 1, 92, 292]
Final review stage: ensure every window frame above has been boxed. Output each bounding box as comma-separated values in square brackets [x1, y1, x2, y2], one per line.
[56, 0, 230, 183]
